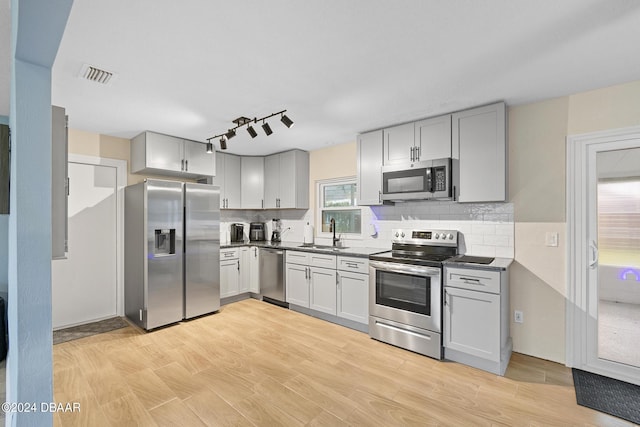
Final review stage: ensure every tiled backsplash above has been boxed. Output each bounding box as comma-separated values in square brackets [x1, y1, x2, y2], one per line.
[220, 200, 514, 258]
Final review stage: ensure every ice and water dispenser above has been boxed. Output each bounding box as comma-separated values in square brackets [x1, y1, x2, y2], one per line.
[154, 229, 176, 255]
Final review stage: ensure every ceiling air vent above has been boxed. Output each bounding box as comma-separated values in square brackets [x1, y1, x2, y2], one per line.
[79, 64, 116, 84]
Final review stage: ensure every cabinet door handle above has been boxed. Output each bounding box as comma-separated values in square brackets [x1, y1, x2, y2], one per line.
[410, 147, 414, 161]
[254, 248, 257, 257]
[261, 199, 264, 209]
[237, 260, 240, 271]
[345, 262, 359, 268]
[181, 159, 185, 171]
[461, 277, 481, 285]
[378, 190, 381, 203]
[336, 271, 339, 286]
[416, 146, 420, 161]
[185, 159, 188, 171]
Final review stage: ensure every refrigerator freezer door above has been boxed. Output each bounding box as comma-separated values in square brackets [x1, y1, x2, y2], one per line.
[146, 180, 185, 329]
[184, 183, 220, 318]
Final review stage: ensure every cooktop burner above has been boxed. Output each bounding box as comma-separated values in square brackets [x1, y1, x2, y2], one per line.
[369, 228, 460, 267]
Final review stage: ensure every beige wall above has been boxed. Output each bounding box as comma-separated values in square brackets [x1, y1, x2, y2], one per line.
[508, 97, 569, 362]
[509, 79, 640, 363]
[308, 142, 357, 225]
[68, 128, 192, 185]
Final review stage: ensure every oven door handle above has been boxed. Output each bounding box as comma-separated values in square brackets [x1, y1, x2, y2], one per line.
[369, 261, 440, 277]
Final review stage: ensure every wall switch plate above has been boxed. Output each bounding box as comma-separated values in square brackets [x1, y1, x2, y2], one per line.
[514, 310, 524, 323]
[545, 232, 559, 247]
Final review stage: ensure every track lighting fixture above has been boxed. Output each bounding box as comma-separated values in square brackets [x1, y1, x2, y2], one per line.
[262, 121, 273, 136]
[206, 109, 292, 150]
[280, 114, 294, 128]
[206, 142, 213, 154]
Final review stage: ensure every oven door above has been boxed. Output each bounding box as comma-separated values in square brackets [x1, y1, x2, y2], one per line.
[369, 260, 441, 332]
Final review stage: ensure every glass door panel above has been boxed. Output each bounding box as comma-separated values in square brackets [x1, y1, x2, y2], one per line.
[596, 148, 640, 368]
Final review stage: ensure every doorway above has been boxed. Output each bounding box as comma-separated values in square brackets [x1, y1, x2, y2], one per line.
[567, 126, 640, 386]
[51, 155, 126, 329]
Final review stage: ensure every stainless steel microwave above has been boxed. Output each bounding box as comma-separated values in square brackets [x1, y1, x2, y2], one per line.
[381, 158, 454, 201]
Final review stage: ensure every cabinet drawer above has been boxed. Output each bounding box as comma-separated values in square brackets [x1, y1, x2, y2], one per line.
[337, 256, 368, 274]
[445, 267, 501, 294]
[221, 248, 239, 260]
[309, 253, 337, 269]
[286, 250, 310, 266]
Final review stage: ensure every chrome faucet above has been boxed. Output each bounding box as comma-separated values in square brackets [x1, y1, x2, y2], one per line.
[330, 218, 340, 247]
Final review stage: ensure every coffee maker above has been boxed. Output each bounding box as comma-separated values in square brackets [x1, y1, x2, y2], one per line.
[230, 223, 244, 243]
[271, 218, 282, 243]
[249, 222, 266, 241]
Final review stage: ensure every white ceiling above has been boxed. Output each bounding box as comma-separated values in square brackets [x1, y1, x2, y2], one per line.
[3, 0, 640, 155]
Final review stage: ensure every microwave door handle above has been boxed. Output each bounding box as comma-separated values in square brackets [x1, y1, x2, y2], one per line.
[426, 167, 433, 193]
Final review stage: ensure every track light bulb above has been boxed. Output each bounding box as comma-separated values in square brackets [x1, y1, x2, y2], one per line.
[247, 125, 258, 138]
[206, 142, 213, 154]
[219, 137, 227, 150]
[262, 122, 273, 136]
[225, 129, 236, 140]
[280, 114, 294, 128]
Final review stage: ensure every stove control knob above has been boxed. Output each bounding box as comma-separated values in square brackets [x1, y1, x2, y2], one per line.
[447, 233, 454, 240]
[434, 233, 440, 239]
[395, 232, 399, 238]
[401, 232, 405, 238]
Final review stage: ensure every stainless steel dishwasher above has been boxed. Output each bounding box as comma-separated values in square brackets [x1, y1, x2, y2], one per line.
[259, 248, 288, 308]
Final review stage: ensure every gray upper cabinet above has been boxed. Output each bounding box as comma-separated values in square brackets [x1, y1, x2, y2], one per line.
[212, 152, 241, 209]
[241, 156, 264, 209]
[383, 114, 452, 166]
[52, 106, 68, 259]
[183, 139, 216, 176]
[452, 102, 506, 203]
[131, 131, 215, 178]
[263, 150, 309, 209]
[383, 122, 415, 165]
[415, 114, 452, 160]
[357, 130, 383, 206]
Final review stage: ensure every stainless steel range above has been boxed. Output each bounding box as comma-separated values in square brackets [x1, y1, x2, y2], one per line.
[369, 229, 458, 359]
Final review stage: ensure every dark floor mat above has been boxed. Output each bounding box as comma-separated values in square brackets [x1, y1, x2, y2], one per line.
[572, 368, 640, 424]
[53, 317, 129, 345]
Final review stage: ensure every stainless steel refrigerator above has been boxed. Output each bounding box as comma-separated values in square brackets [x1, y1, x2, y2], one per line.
[125, 180, 220, 330]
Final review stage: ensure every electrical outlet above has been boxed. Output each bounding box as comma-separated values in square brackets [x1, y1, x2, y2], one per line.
[514, 310, 524, 323]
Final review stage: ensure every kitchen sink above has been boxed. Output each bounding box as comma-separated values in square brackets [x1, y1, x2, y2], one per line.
[297, 244, 349, 251]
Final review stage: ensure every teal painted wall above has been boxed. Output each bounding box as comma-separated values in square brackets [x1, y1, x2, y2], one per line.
[0, 115, 7, 303]
[7, 1, 73, 425]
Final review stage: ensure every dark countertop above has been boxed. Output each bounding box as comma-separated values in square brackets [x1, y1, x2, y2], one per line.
[443, 255, 513, 271]
[221, 241, 388, 258]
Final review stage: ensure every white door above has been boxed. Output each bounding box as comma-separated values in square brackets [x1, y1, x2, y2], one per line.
[568, 128, 640, 386]
[52, 162, 117, 329]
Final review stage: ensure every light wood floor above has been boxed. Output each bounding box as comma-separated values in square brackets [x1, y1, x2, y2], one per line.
[53, 298, 633, 426]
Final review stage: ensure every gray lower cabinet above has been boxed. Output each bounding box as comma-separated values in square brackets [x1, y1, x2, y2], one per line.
[452, 102, 506, 202]
[220, 249, 240, 298]
[443, 265, 511, 375]
[357, 130, 384, 206]
[336, 270, 368, 323]
[131, 131, 215, 178]
[249, 246, 260, 293]
[286, 251, 368, 329]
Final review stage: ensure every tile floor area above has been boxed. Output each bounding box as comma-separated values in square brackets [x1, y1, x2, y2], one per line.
[599, 300, 640, 367]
